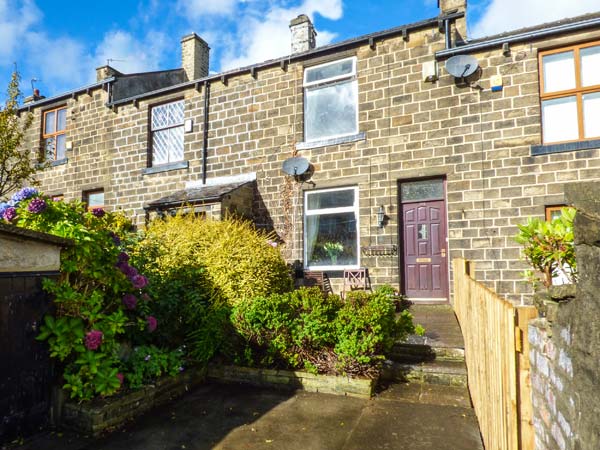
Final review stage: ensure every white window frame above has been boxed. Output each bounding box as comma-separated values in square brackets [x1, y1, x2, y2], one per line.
[303, 186, 360, 271]
[303, 56, 359, 143]
[150, 99, 185, 166]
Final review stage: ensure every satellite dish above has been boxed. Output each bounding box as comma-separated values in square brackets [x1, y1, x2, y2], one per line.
[445, 55, 479, 78]
[282, 156, 310, 176]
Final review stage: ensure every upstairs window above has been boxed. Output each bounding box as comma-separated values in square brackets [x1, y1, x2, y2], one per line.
[540, 42, 600, 144]
[43, 106, 67, 161]
[303, 57, 358, 142]
[150, 100, 184, 166]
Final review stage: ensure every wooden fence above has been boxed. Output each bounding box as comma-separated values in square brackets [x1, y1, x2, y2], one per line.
[452, 258, 537, 450]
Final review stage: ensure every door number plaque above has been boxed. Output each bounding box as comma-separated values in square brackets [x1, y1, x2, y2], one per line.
[416, 257, 431, 263]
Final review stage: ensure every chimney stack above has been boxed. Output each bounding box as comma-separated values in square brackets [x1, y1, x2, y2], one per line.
[438, 0, 467, 43]
[290, 15, 316, 54]
[181, 33, 210, 82]
[95, 65, 122, 82]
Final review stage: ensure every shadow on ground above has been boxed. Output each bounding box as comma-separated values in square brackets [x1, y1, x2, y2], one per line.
[8, 380, 482, 450]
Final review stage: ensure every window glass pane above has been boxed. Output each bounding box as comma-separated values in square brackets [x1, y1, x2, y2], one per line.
[151, 100, 184, 130]
[44, 137, 55, 160]
[305, 80, 357, 141]
[44, 111, 56, 135]
[581, 45, 600, 87]
[543, 51, 576, 93]
[152, 126, 184, 165]
[56, 134, 66, 160]
[305, 59, 354, 84]
[305, 212, 358, 267]
[401, 179, 444, 203]
[307, 189, 355, 210]
[57, 108, 67, 131]
[87, 191, 104, 208]
[583, 92, 600, 139]
[542, 96, 579, 143]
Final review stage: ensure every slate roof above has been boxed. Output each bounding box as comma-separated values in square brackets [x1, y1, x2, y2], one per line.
[145, 181, 253, 210]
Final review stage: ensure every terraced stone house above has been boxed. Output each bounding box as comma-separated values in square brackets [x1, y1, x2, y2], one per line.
[19, 0, 600, 303]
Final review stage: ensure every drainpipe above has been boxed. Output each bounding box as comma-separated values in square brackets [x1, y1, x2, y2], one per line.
[444, 19, 451, 49]
[202, 80, 210, 184]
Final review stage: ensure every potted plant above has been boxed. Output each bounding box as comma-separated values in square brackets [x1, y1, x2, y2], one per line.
[323, 241, 344, 265]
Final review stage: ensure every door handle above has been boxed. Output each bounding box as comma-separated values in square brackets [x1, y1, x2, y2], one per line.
[441, 249, 446, 258]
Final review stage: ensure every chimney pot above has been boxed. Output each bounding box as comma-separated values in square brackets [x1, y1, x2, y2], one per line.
[181, 33, 210, 82]
[289, 14, 316, 54]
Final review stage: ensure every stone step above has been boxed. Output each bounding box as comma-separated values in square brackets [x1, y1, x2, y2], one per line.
[380, 359, 468, 388]
[389, 342, 465, 363]
[375, 382, 473, 409]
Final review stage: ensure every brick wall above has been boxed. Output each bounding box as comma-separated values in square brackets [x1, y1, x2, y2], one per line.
[23, 19, 600, 302]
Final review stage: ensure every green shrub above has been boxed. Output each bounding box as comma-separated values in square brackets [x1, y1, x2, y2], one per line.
[131, 213, 293, 306]
[124, 345, 184, 389]
[335, 286, 415, 373]
[515, 207, 577, 287]
[232, 285, 418, 376]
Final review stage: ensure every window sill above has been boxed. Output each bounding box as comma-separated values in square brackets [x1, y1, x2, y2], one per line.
[142, 161, 189, 175]
[37, 158, 68, 169]
[531, 139, 600, 156]
[296, 132, 366, 150]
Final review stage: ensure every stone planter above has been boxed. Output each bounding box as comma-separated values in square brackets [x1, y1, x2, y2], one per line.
[207, 364, 377, 399]
[62, 366, 206, 435]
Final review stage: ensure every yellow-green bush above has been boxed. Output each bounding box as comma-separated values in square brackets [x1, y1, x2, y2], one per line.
[132, 214, 292, 306]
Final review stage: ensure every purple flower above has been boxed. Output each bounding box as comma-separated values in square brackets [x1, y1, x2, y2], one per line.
[179, 366, 185, 372]
[117, 262, 138, 278]
[0, 202, 9, 217]
[109, 232, 121, 246]
[146, 316, 158, 333]
[3, 207, 17, 222]
[131, 274, 148, 289]
[116, 373, 124, 385]
[91, 207, 105, 218]
[84, 330, 103, 350]
[122, 293, 137, 310]
[117, 252, 129, 263]
[11, 187, 38, 204]
[27, 198, 47, 214]
[144, 354, 151, 361]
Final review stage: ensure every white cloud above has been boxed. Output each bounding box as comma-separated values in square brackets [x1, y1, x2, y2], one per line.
[93, 30, 169, 75]
[471, 0, 600, 38]
[177, 0, 238, 19]
[219, 0, 343, 70]
[0, 0, 41, 59]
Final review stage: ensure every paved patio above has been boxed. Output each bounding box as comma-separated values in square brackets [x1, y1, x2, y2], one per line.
[11, 381, 482, 450]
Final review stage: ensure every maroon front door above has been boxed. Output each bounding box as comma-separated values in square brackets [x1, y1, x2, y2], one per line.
[402, 200, 448, 300]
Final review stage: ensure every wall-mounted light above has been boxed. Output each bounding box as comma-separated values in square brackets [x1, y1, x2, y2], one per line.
[377, 205, 385, 228]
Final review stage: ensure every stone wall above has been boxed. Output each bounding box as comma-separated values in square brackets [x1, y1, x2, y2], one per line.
[528, 181, 600, 450]
[23, 17, 600, 302]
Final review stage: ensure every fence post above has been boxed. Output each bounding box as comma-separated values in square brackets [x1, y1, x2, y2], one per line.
[516, 306, 538, 450]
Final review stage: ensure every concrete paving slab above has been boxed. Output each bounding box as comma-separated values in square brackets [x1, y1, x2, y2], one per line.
[8, 382, 482, 450]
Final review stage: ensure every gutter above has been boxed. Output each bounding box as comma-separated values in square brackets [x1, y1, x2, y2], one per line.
[105, 11, 464, 108]
[18, 77, 116, 112]
[202, 81, 210, 184]
[436, 15, 600, 59]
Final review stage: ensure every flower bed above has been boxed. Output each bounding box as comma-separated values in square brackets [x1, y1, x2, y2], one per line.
[62, 366, 206, 435]
[207, 364, 376, 399]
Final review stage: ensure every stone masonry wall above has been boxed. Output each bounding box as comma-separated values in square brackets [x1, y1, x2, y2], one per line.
[23, 20, 600, 302]
[528, 181, 600, 450]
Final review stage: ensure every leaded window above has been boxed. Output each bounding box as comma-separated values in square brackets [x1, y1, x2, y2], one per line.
[150, 100, 184, 165]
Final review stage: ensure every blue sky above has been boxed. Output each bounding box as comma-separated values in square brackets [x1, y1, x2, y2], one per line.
[1, 0, 598, 100]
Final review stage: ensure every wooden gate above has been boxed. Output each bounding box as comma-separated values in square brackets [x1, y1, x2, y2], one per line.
[452, 259, 537, 450]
